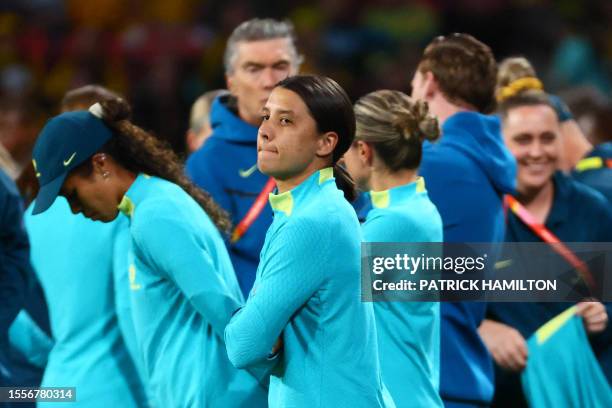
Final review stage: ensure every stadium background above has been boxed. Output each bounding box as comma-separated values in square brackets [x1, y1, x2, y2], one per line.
[1, 0, 611, 156]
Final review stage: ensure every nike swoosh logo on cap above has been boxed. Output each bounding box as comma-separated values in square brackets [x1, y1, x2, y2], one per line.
[63, 152, 77, 166]
[238, 164, 258, 178]
[32, 159, 41, 178]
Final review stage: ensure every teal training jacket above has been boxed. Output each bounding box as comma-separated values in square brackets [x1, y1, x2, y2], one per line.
[119, 174, 267, 407]
[362, 178, 443, 408]
[522, 307, 612, 407]
[225, 168, 395, 408]
[24, 198, 147, 407]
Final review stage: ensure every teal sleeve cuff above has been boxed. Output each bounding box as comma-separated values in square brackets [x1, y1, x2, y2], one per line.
[9, 310, 53, 368]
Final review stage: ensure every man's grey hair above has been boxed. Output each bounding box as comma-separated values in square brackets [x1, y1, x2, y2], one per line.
[224, 18, 303, 74]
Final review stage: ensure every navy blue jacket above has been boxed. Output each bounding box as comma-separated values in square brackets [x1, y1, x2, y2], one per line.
[573, 142, 612, 203]
[489, 172, 612, 402]
[419, 111, 517, 406]
[186, 95, 273, 297]
[0, 169, 28, 386]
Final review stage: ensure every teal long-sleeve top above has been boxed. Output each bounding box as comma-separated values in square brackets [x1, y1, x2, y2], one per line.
[225, 168, 395, 408]
[23, 198, 148, 407]
[363, 178, 443, 408]
[118, 174, 267, 407]
[111, 224, 154, 403]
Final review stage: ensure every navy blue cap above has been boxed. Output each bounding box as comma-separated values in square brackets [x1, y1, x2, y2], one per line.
[31, 110, 112, 215]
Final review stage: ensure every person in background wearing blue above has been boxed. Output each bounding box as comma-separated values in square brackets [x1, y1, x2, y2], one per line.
[29, 97, 267, 407]
[0, 102, 50, 408]
[480, 90, 610, 408]
[9, 85, 151, 408]
[185, 89, 230, 154]
[186, 18, 302, 297]
[343, 89, 443, 407]
[572, 100, 612, 202]
[0, 168, 29, 397]
[410, 33, 517, 407]
[225, 75, 394, 408]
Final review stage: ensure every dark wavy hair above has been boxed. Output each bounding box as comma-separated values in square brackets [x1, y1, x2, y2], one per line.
[275, 75, 357, 201]
[78, 98, 231, 233]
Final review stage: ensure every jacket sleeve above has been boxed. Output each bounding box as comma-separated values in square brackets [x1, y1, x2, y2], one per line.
[0, 177, 29, 339]
[225, 219, 327, 368]
[8, 310, 53, 368]
[131, 208, 242, 340]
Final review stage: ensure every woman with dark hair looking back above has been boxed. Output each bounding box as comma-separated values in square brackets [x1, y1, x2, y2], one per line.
[29, 98, 267, 406]
[225, 75, 394, 407]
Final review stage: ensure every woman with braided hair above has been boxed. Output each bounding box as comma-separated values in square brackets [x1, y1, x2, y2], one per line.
[29, 98, 267, 406]
[343, 90, 443, 408]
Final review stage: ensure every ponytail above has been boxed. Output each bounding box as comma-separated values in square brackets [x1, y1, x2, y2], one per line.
[97, 98, 232, 234]
[333, 163, 357, 202]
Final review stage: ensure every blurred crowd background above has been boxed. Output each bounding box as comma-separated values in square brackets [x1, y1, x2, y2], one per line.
[1, 0, 611, 157]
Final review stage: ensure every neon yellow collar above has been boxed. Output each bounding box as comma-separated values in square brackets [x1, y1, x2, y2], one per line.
[269, 167, 334, 216]
[117, 195, 135, 217]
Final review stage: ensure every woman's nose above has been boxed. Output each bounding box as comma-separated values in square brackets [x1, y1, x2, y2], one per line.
[258, 121, 272, 141]
[527, 141, 544, 158]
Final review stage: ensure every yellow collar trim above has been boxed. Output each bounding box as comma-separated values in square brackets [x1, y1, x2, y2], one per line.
[416, 177, 426, 193]
[118, 195, 135, 217]
[370, 190, 390, 209]
[269, 168, 332, 216]
[319, 167, 333, 184]
[269, 190, 293, 216]
[575, 156, 603, 172]
[370, 177, 426, 209]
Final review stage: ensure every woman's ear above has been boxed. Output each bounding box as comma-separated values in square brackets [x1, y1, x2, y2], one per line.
[91, 153, 110, 178]
[357, 141, 374, 167]
[316, 131, 339, 158]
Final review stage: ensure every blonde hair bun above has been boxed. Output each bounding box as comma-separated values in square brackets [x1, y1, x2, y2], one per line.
[354, 89, 440, 171]
[392, 99, 440, 143]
